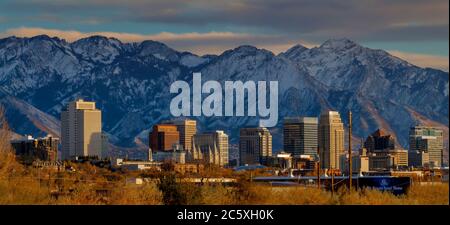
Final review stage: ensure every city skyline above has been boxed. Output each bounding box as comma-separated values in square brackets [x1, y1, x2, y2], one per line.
[12, 97, 442, 171]
[0, 0, 448, 211]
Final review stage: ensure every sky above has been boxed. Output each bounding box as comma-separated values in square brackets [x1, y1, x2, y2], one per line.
[0, 0, 448, 71]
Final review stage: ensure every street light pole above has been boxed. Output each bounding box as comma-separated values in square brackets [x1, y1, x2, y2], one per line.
[348, 111, 352, 191]
[331, 168, 335, 196]
[317, 147, 321, 189]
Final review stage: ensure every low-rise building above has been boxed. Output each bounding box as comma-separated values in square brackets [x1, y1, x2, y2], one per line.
[340, 148, 370, 175]
[174, 163, 205, 174]
[152, 150, 186, 164]
[368, 149, 408, 171]
[293, 154, 317, 170]
[266, 151, 292, 169]
[113, 158, 162, 171]
[11, 135, 59, 164]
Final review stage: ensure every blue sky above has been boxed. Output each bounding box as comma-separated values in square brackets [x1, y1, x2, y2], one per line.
[0, 0, 448, 70]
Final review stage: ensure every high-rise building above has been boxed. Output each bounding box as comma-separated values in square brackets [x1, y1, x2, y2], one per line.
[409, 126, 443, 168]
[318, 111, 345, 170]
[149, 124, 180, 151]
[61, 99, 103, 160]
[283, 117, 318, 157]
[11, 135, 59, 164]
[173, 119, 197, 151]
[364, 129, 396, 152]
[192, 130, 229, 166]
[101, 133, 109, 158]
[363, 129, 408, 171]
[239, 127, 272, 165]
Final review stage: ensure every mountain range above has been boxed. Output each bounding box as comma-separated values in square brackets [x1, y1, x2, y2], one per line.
[0, 35, 448, 161]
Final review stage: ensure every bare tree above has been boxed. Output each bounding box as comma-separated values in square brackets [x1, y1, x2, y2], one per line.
[0, 106, 21, 178]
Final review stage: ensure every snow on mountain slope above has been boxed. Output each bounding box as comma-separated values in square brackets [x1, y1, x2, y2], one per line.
[0, 35, 447, 159]
[71, 36, 123, 64]
[0, 88, 60, 137]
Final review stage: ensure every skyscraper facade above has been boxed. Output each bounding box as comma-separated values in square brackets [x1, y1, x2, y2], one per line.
[193, 130, 229, 166]
[318, 111, 345, 170]
[363, 129, 408, 170]
[283, 117, 318, 157]
[149, 124, 180, 151]
[364, 129, 396, 152]
[409, 126, 443, 168]
[61, 99, 103, 160]
[239, 127, 272, 165]
[173, 119, 197, 151]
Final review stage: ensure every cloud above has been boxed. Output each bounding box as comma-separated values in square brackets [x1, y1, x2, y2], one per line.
[388, 50, 449, 71]
[0, 27, 316, 55]
[2, 0, 448, 42]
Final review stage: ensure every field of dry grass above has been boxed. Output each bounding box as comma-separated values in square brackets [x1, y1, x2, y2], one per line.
[1, 144, 448, 205]
[239, 184, 449, 205]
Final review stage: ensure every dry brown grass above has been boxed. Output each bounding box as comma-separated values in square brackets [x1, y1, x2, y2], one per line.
[0, 177, 49, 204]
[402, 183, 449, 205]
[246, 186, 335, 205]
[110, 183, 163, 205]
[199, 184, 237, 205]
[237, 183, 449, 205]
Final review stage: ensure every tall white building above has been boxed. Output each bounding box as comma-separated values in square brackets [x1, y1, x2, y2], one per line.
[61, 99, 103, 160]
[319, 111, 345, 170]
[192, 130, 229, 167]
[173, 119, 197, 151]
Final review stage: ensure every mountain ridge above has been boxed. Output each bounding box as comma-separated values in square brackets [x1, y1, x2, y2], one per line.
[0, 35, 448, 161]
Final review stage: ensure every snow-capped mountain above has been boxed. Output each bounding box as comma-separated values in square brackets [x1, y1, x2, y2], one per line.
[0, 35, 448, 160]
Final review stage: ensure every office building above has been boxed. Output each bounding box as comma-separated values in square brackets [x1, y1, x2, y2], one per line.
[318, 111, 345, 170]
[61, 99, 103, 160]
[11, 135, 59, 164]
[368, 149, 408, 171]
[101, 133, 109, 158]
[362, 129, 408, 171]
[149, 124, 180, 151]
[192, 130, 229, 166]
[283, 117, 318, 157]
[364, 129, 396, 152]
[409, 126, 444, 168]
[340, 148, 369, 174]
[409, 151, 430, 168]
[239, 127, 272, 165]
[173, 119, 197, 151]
